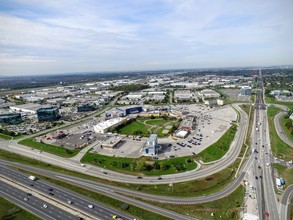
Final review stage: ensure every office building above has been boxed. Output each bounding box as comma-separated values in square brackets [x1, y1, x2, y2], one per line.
[240, 86, 252, 96]
[37, 106, 60, 122]
[145, 134, 158, 155]
[0, 113, 22, 124]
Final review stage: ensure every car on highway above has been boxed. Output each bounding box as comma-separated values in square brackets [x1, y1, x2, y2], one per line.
[24, 197, 29, 201]
[43, 204, 48, 208]
[137, 176, 143, 179]
[157, 177, 162, 180]
[88, 204, 94, 209]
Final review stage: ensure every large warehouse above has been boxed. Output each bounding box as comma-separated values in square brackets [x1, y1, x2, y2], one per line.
[93, 117, 126, 134]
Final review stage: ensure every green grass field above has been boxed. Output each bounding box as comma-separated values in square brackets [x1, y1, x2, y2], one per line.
[146, 185, 245, 220]
[0, 196, 40, 220]
[18, 138, 80, 158]
[265, 96, 293, 110]
[197, 124, 237, 162]
[280, 115, 293, 143]
[272, 164, 293, 187]
[0, 133, 13, 140]
[81, 153, 197, 176]
[116, 117, 178, 137]
[267, 106, 293, 160]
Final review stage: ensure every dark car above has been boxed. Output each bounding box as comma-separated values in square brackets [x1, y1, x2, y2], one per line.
[157, 177, 162, 180]
[137, 176, 143, 179]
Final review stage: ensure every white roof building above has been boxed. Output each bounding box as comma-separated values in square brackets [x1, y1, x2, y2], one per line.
[93, 117, 125, 134]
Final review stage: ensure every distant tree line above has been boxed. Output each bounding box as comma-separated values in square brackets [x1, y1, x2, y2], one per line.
[111, 84, 149, 93]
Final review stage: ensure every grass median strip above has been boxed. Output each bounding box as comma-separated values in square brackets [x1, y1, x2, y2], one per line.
[0, 196, 41, 220]
[81, 153, 197, 176]
[18, 138, 80, 158]
[267, 106, 293, 160]
[1, 149, 241, 198]
[197, 124, 237, 162]
[17, 169, 171, 220]
[142, 185, 245, 220]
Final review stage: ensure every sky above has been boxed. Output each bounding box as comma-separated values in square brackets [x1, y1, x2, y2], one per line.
[0, 0, 292, 76]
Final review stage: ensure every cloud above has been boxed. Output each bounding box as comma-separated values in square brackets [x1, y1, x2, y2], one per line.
[0, 0, 292, 75]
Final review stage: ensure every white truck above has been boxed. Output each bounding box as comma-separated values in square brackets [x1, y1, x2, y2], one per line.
[28, 175, 36, 181]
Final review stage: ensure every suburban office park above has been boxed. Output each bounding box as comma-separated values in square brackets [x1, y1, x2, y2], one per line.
[0, 69, 293, 220]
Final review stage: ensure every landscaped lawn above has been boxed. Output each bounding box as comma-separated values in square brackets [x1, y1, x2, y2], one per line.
[272, 164, 293, 188]
[116, 117, 178, 137]
[81, 153, 197, 176]
[197, 124, 237, 162]
[267, 106, 293, 160]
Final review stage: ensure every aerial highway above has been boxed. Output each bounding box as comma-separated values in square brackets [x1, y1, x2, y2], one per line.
[0, 165, 136, 220]
[0, 164, 193, 220]
[254, 69, 280, 220]
[0, 179, 79, 220]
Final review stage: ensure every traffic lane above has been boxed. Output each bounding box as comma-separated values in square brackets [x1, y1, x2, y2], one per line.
[0, 180, 77, 220]
[280, 185, 293, 220]
[0, 166, 132, 219]
[0, 165, 192, 220]
[0, 165, 133, 220]
[1, 159, 247, 204]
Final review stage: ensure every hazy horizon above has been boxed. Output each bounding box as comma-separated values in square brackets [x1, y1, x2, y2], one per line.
[1, 0, 293, 76]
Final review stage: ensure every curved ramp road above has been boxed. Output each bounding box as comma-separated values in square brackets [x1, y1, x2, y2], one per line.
[274, 111, 293, 148]
[280, 185, 293, 220]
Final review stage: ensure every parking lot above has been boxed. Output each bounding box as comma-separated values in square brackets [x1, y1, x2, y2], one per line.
[220, 89, 251, 102]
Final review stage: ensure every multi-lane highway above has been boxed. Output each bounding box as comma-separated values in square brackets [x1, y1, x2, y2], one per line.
[253, 69, 280, 220]
[0, 180, 78, 220]
[0, 165, 135, 220]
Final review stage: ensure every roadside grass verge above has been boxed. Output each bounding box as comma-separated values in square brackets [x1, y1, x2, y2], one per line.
[239, 104, 254, 146]
[197, 124, 237, 162]
[265, 96, 293, 110]
[267, 106, 293, 160]
[18, 138, 80, 158]
[124, 159, 241, 197]
[280, 115, 293, 143]
[0, 196, 41, 220]
[18, 169, 171, 220]
[272, 164, 293, 187]
[1, 149, 241, 198]
[0, 133, 13, 140]
[144, 185, 245, 220]
[81, 153, 197, 176]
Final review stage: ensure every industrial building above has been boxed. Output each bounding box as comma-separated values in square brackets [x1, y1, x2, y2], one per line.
[93, 117, 126, 134]
[145, 134, 158, 155]
[0, 113, 22, 124]
[37, 106, 60, 122]
[198, 89, 221, 99]
[10, 103, 43, 115]
[115, 106, 143, 117]
[174, 90, 195, 103]
[77, 103, 97, 112]
[240, 86, 252, 96]
[101, 136, 123, 148]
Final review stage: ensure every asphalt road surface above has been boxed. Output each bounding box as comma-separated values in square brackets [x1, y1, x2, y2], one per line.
[0, 180, 78, 220]
[0, 165, 135, 220]
[280, 184, 293, 220]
